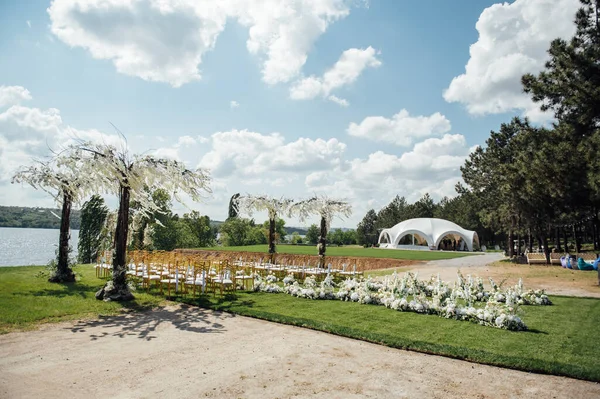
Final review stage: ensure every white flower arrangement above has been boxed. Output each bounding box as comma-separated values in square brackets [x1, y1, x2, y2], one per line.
[250, 270, 550, 331]
[282, 273, 295, 286]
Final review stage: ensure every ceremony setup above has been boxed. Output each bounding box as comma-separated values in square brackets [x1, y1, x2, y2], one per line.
[2, 0, 600, 397]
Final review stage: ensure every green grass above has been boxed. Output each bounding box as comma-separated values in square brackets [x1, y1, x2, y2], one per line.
[196, 244, 478, 260]
[0, 266, 164, 333]
[1, 265, 599, 382]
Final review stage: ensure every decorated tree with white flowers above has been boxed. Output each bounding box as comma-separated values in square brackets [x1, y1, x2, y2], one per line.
[12, 157, 95, 283]
[234, 195, 293, 258]
[69, 141, 211, 301]
[290, 196, 352, 267]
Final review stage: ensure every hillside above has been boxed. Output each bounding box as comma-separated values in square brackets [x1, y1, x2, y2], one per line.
[0, 206, 81, 229]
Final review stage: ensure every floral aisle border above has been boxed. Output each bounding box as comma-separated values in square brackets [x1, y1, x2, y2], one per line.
[252, 271, 552, 331]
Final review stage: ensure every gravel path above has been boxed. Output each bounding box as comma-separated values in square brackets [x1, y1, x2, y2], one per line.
[424, 252, 506, 268]
[1, 305, 599, 399]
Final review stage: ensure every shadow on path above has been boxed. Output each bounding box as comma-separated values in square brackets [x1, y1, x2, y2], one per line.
[68, 305, 232, 341]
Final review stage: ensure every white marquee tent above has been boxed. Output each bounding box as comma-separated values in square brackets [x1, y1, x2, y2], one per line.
[378, 218, 480, 251]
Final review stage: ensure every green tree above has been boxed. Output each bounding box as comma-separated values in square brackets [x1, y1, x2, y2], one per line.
[461, 118, 526, 256]
[247, 225, 268, 245]
[182, 211, 215, 247]
[290, 231, 303, 244]
[522, 0, 600, 134]
[343, 229, 357, 245]
[220, 217, 254, 246]
[78, 195, 108, 263]
[411, 193, 436, 218]
[174, 219, 201, 248]
[330, 228, 345, 246]
[375, 196, 410, 230]
[357, 209, 378, 246]
[149, 190, 179, 251]
[305, 224, 319, 244]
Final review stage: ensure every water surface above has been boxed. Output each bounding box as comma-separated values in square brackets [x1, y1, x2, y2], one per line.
[0, 227, 79, 267]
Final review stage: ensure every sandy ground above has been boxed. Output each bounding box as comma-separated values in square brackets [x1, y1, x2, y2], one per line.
[1, 305, 599, 399]
[394, 253, 600, 298]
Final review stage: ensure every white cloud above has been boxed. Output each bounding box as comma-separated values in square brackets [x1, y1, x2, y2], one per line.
[290, 46, 381, 104]
[2, 86, 473, 227]
[26, 20, 31, 28]
[0, 104, 123, 185]
[197, 135, 209, 144]
[48, 0, 359, 87]
[347, 109, 452, 146]
[0, 86, 32, 108]
[198, 129, 346, 178]
[327, 95, 349, 107]
[175, 135, 197, 147]
[152, 147, 180, 160]
[305, 134, 473, 220]
[443, 0, 579, 122]
[230, 100, 239, 109]
[236, 0, 352, 84]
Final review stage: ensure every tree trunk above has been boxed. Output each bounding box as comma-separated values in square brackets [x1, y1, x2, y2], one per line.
[508, 228, 514, 258]
[528, 230, 533, 253]
[268, 218, 276, 263]
[573, 225, 581, 253]
[318, 217, 327, 268]
[49, 193, 76, 283]
[555, 227, 562, 252]
[96, 184, 134, 301]
[593, 212, 599, 250]
[563, 228, 568, 253]
[542, 235, 550, 264]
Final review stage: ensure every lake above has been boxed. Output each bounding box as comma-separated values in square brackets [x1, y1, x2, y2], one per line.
[0, 227, 80, 267]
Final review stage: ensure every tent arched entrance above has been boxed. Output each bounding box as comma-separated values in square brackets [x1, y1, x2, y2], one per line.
[434, 230, 474, 251]
[394, 230, 434, 248]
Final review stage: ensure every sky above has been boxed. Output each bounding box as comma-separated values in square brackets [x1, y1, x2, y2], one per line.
[0, 0, 581, 228]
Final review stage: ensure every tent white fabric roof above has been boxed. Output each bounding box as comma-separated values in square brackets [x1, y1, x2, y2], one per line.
[378, 218, 479, 251]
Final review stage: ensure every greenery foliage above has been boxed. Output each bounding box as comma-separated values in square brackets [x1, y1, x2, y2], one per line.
[305, 224, 319, 244]
[0, 206, 81, 229]
[78, 195, 108, 263]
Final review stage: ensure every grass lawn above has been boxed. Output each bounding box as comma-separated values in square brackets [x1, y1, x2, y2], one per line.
[1, 265, 599, 382]
[0, 266, 165, 333]
[196, 244, 478, 261]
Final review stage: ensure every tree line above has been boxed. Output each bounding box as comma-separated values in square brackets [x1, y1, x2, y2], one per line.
[355, 193, 492, 248]
[0, 206, 81, 229]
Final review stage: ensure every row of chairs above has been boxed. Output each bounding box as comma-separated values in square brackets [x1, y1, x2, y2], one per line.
[95, 250, 366, 297]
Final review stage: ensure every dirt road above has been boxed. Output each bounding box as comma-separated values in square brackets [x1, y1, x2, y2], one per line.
[1, 305, 598, 398]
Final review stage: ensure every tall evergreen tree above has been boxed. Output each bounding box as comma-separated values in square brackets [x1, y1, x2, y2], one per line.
[78, 195, 108, 264]
[357, 209, 378, 246]
[522, 0, 600, 133]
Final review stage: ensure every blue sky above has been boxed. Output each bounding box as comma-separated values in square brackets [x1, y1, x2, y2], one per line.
[0, 0, 581, 227]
